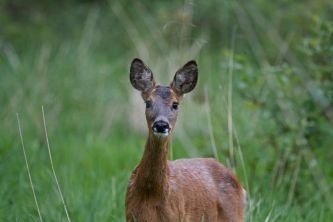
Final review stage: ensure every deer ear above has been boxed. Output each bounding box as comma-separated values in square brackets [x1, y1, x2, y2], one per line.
[130, 58, 155, 92]
[170, 60, 198, 96]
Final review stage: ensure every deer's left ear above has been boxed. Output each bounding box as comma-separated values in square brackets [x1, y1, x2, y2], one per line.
[170, 60, 198, 96]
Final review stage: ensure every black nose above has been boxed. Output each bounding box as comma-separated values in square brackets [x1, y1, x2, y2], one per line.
[152, 121, 170, 133]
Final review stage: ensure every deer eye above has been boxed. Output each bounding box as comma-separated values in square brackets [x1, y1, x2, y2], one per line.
[171, 102, 179, 110]
[145, 100, 152, 109]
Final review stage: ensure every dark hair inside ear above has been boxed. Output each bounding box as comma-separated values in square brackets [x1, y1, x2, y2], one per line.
[129, 58, 155, 92]
[171, 60, 198, 95]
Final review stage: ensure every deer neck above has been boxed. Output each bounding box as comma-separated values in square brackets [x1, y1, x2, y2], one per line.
[135, 132, 170, 197]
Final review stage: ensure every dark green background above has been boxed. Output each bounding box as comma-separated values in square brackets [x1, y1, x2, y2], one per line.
[1, 0, 332, 221]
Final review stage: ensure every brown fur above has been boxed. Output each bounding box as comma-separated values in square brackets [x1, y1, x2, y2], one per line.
[126, 59, 245, 222]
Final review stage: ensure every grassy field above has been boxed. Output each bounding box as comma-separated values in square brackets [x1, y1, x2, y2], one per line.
[1, 0, 333, 221]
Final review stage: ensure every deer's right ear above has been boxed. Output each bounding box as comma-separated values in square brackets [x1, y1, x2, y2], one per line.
[130, 58, 155, 92]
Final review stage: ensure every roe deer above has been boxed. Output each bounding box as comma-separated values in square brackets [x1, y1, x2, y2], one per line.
[125, 58, 246, 222]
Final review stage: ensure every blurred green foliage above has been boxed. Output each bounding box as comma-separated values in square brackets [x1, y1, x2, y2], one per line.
[1, 0, 332, 221]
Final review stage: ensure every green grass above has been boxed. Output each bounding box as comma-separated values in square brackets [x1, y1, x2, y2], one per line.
[1, 1, 333, 221]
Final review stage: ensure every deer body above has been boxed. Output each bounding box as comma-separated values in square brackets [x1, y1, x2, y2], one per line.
[126, 59, 245, 222]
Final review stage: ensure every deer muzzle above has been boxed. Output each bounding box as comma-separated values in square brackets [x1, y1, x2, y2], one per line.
[152, 120, 170, 137]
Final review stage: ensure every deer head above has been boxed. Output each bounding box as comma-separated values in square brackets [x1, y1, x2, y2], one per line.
[130, 58, 198, 138]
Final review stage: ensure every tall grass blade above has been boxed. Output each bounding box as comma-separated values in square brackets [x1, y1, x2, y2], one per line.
[204, 85, 219, 161]
[16, 113, 43, 222]
[227, 26, 237, 168]
[42, 106, 71, 222]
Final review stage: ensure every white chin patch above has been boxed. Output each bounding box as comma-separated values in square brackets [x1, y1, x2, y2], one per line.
[153, 130, 169, 137]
